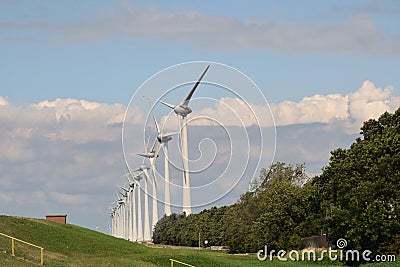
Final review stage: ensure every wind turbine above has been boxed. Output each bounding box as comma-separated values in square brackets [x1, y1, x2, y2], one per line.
[116, 193, 126, 239]
[133, 162, 152, 241]
[136, 137, 160, 236]
[112, 195, 122, 238]
[122, 168, 135, 242]
[158, 65, 210, 215]
[151, 109, 177, 216]
[135, 174, 143, 241]
[127, 174, 137, 242]
[119, 188, 129, 240]
[109, 206, 116, 237]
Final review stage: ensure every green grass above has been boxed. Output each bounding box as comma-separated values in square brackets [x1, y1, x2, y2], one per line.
[0, 215, 398, 267]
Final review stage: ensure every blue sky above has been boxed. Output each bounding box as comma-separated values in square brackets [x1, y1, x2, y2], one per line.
[1, 0, 399, 104]
[1, 1, 400, 231]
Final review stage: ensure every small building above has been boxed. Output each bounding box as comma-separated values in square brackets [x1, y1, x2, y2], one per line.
[46, 214, 67, 224]
[302, 234, 327, 249]
[210, 246, 229, 252]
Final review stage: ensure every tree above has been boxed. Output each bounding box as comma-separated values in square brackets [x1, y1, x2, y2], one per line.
[152, 109, 400, 260]
[314, 109, 400, 256]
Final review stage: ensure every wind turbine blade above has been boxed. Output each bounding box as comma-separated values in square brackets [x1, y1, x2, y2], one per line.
[150, 138, 157, 152]
[178, 116, 188, 185]
[158, 100, 175, 110]
[136, 153, 149, 158]
[164, 131, 179, 138]
[152, 109, 160, 134]
[145, 97, 161, 135]
[149, 157, 158, 187]
[145, 135, 151, 152]
[154, 142, 162, 158]
[181, 65, 210, 106]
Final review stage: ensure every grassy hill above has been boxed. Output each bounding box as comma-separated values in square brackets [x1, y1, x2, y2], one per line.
[0, 215, 397, 267]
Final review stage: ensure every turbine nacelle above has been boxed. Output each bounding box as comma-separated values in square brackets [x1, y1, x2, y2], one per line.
[174, 105, 192, 117]
[157, 133, 173, 143]
[136, 152, 157, 158]
[140, 164, 149, 170]
[157, 65, 209, 118]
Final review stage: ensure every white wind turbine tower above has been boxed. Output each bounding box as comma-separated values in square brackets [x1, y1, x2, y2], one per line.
[123, 167, 137, 242]
[116, 193, 126, 239]
[151, 110, 177, 216]
[158, 65, 210, 215]
[112, 190, 125, 238]
[119, 187, 128, 239]
[135, 173, 143, 241]
[126, 173, 137, 242]
[109, 206, 116, 237]
[112, 195, 122, 238]
[111, 205, 119, 237]
[119, 188, 129, 240]
[133, 162, 152, 241]
[136, 138, 160, 236]
[122, 181, 136, 242]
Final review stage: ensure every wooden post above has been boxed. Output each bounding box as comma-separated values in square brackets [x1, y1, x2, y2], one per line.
[11, 238, 15, 256]
[169, 259, 195, 267]
[40, 248, 44, 265]
[0, 232, 43, 265]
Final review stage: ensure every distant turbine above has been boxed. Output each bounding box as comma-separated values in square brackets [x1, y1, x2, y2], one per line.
[119, 187, 130, 240]
[109, 205, 117, 237]
[158, 65, 210, 215]
[151, 109, 177, 216]
[135, 174, 143, 241]
[133, 162, 152, 241]
[124, 169, 137, 242]
[136, 137, 160, 238]
[117, 192, 127, 239]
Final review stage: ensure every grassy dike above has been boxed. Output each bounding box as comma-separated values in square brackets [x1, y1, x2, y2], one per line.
[0, 215, 397, 267]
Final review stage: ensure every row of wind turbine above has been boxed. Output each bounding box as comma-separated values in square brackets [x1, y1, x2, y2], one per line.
[109, 64, 210, 241]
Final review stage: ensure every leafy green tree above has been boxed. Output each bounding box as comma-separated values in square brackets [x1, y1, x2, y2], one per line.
[153, 108, 400, 260]
[314, 109, 400, 255]
[152, 213, 185, 245]
[249, 163, 309, 251]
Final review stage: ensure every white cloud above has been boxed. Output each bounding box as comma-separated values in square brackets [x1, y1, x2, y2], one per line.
[182, 80, 399, 133]
[32, 98, 126, 123]
[0, 98, 133, 227]
[348, 80, 394, 124]
[0, 96, 8, 106]
[1, 80, 399, 230]
[10, 97, 144, 143]
[63, 6, 400, 55]
[273, 80, 399, 128]
[9, 127, 33, 139]
[0, 191, 46, 205]
[2, 3, 399, 55]
[0, 140, 35, 162]
[49, 192, 91, 205]
[271, 93, 349, 126]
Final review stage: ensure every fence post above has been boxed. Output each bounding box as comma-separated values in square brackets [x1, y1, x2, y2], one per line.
[11, 238, 15, 256]
[40, 248, 44, 265]
[0, 232, 44, 265]
[169, 259, 194, 267]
